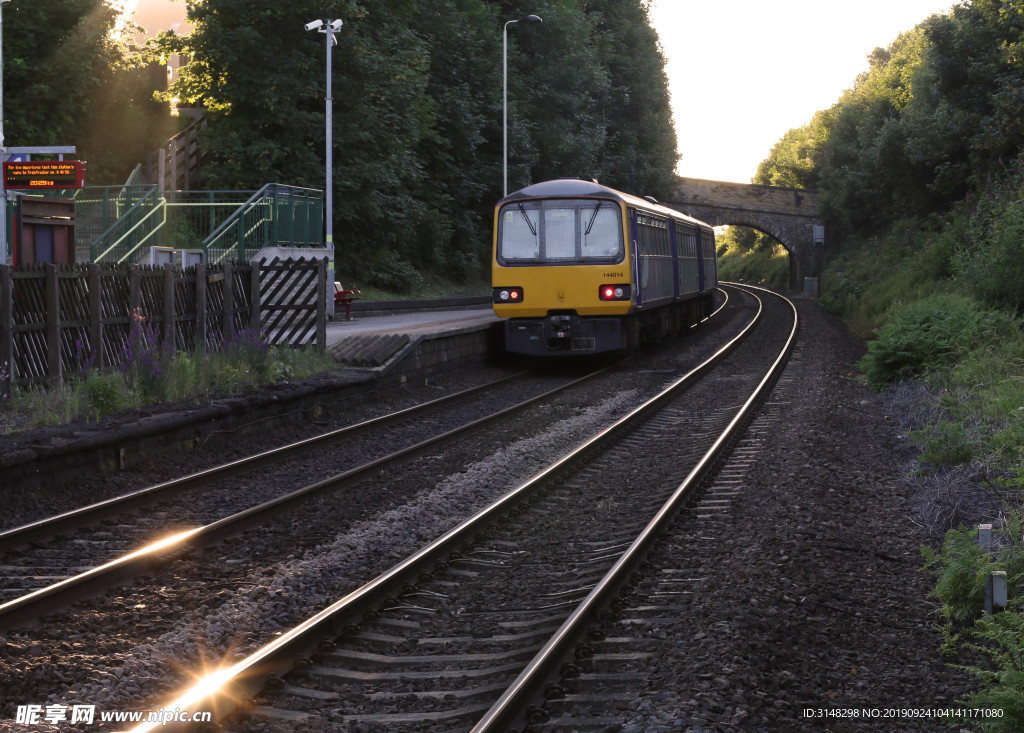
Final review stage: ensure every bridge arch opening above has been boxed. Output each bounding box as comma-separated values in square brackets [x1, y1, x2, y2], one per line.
[714, 226, 790, 290]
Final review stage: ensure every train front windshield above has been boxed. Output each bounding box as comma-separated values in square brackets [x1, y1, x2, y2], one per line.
[498, 199, 623, 264]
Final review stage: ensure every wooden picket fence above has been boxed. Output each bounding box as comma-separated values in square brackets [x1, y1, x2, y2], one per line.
[0, 258, 326, 395]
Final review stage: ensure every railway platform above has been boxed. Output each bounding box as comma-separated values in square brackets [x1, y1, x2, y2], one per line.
[326, 304, 500, 368]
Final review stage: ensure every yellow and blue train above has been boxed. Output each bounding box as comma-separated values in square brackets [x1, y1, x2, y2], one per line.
[492, 179, 717, 355]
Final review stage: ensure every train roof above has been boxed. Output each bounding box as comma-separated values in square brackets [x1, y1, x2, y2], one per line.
[499, 179, 712, 229]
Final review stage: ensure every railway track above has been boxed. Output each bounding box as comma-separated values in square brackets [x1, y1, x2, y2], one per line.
[118, 284, 795, 732]
[0, 368, 611, 629]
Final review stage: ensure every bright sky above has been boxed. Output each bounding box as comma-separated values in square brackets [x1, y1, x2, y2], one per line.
[648, 0, 955, 184]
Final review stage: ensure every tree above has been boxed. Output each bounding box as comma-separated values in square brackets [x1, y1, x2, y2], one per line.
[754, 115, 826, 189]
[588, 0, 678, 198]
[162, 0, 680, 288]
[760, 1, 1024, 241]
[4, 0, 175, 184]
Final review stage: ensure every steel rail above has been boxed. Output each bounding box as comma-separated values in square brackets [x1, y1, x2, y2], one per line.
[0, 367, 615, 630]
[0, 372, 528, 553]
[126, 284, 758, 733]
[472, 284, 798, 730]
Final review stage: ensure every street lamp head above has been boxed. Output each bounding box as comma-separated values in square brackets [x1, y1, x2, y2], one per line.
[519, 14, 542, 24]
[304, 19, 324, 32]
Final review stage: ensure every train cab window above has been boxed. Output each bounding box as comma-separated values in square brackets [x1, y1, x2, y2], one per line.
[544, 208, 577, 259]
[500, 205, 540, 259]
[582, 205, 621, 257]
[497, 198, 623, 265]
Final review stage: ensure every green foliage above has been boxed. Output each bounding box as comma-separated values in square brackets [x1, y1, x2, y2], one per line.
[922, 525, 990, 624]
[947, 158, 1024, 312]
[3, 0, 176, 184]
[754, 113, 826, 189]
[959, 610, 1024, 730]
[587, 0, 678, 197]
[159, 0, 678, 289]
[859, 293, 1002, 389]
[758, 1, 1024, 240]
[1, 334, 336, 434]
[924, 517, 1024, 730]
[911, 420, 979, 469]
[940, 322, 1024, 468]
[714, 227, 790, 290]
[80, 369, 124, 416]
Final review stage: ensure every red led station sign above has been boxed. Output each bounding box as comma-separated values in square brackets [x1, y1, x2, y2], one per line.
[3, 160, 87, 189]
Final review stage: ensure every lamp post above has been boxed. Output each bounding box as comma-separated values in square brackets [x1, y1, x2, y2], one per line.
[503, 14, 542, 197]
[305, 17, 343, 316]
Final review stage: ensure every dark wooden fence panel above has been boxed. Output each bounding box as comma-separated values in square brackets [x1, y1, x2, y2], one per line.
[0, 258, 325, 392]
[10, 266, 48, 386]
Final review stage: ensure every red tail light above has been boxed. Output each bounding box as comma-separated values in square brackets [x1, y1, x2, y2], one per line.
[493, 287, 524, 303]
[599, 284, 631, 301]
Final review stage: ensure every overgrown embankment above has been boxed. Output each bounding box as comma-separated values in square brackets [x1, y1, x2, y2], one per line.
[820, 155, 1024, 728]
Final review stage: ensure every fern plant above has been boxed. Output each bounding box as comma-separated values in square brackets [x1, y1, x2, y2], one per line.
[958, 610, 1024, 730]
[922, 525, 992, 624]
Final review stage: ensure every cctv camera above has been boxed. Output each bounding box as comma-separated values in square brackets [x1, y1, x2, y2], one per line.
[329, 19, 343, 32]
[304, 20, 323, 31]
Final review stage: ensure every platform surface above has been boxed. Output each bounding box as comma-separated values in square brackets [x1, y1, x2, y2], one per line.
[325, 307, 500, 367]
[325, 307, 499, 347]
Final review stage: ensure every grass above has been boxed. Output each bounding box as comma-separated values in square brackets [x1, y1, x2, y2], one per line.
[0, 329, 338, 436]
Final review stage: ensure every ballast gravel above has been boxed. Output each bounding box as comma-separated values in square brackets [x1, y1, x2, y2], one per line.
[0, 296, 982, 732]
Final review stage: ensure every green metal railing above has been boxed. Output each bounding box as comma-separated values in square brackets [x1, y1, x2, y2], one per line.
[6, 175, 324, 265]
[88, 185, 166, 263]
[201, 184, 324, 264]
[162, 190, 257, 249]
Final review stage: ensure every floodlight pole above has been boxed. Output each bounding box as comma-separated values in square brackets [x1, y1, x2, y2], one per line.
[306, 18, 343, 316]
[503, 14, 542, 197]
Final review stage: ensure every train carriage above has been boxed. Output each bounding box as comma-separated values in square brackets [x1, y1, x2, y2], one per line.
[492, 179, 717, 355]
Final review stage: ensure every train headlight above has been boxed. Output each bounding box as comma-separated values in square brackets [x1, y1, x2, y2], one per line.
[493, 287, 524, 304]
[599, 284, 631, 301]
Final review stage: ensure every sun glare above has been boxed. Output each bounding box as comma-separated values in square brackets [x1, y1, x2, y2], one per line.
[112, 0, 139, 31]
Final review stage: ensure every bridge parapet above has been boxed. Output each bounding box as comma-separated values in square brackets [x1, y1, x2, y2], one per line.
[671, 177, 820, 218]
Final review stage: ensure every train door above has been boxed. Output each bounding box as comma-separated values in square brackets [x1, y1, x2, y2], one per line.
[669, 220, 680, 299]
[628, 208, 642, 307]
[695, 228, 707, 292]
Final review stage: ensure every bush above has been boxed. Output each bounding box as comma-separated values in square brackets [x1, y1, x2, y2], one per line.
[923, 513, 1024, 730]
[959, 610, 1024, 730]
[922, 524, 990, 625]
[80, 370, 124, 416]
[912, 420, 980, 469]
[951, 160, 1024, 313]
[860, 293, 1006, 389]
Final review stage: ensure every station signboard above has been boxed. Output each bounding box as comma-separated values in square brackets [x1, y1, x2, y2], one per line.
[3, 160, 87, 189]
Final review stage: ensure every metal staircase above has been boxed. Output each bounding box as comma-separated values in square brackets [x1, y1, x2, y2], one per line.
[77, 116, 324, 264]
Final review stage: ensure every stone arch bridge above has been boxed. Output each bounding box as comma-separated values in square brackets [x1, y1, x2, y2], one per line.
[662, 177, 823, 289]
